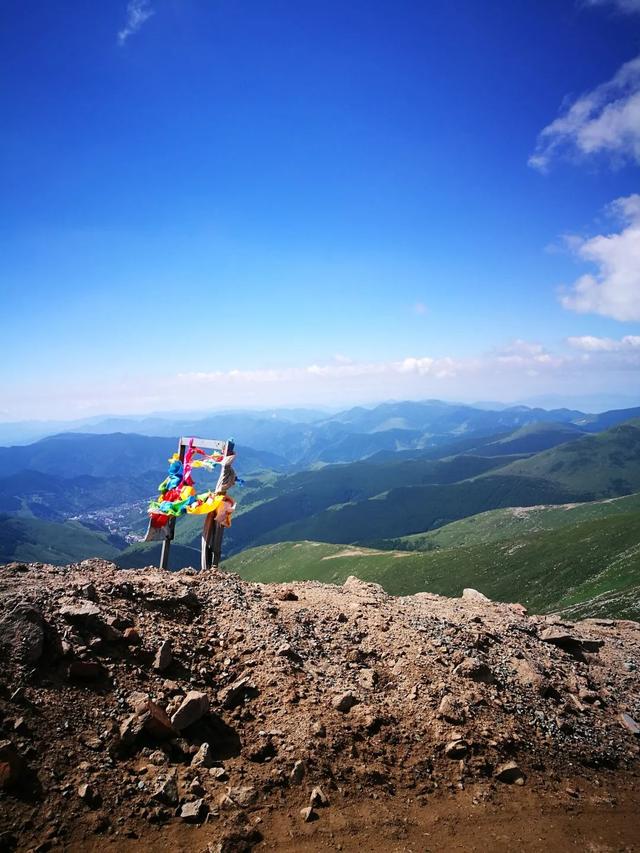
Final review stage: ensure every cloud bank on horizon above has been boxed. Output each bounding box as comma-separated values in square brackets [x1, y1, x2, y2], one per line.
[3, 336, 639, 420]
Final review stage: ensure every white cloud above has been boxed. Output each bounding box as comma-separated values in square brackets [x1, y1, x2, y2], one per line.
[567, 334, 640, 351]
[529, 55, 640, 171]
[585, 0, 640, 12]
[560, 195, 640, 321]
[4, 339, 638, 420]
[118, 0, 154, 46]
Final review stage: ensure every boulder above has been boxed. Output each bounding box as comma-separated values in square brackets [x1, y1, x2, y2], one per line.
[219, 677, 258, 710]
[152, 771, 178, 806]
[437, 695, 466, 725]
[333, 692, 358, 713]
[191, 742, 214, 768]
[495, 761, 525, 785]
[0, 603, 45, 664]
[444, 739, 469, 759]
[179, 798, 208, 823]
[171, 691, 209, 731]
[462, 588, 490, 602]
[153, 639, 173, 672]
[453, 657, 495, 684]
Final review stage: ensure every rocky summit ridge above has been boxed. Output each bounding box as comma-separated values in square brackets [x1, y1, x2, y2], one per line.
[0, 559, 639, 852]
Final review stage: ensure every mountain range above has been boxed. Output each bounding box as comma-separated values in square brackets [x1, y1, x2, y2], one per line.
[1, 400, 639, 620]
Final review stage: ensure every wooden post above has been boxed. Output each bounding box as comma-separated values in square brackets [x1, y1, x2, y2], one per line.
[159, 437, 185, 571]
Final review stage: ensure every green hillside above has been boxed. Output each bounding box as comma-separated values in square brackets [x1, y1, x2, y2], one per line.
[232, 475, 575, 551]
[0, 516, 123, 566]
[225, 509, 640, 619]
[386, 492, 640, 550]
[496, 419, 640, 496]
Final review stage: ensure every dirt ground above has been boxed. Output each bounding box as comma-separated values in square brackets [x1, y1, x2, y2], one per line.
[1, 560, 639, 852]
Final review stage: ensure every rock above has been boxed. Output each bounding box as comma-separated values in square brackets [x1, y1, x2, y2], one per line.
[300, 806, 316, 822]
[142, 700, 175, 740]
[191, 742, 214, 768]
[310, 722, 326, 738]
[67, 660, 106, 680]
[290, 760, 305, 784]
[78, 783, 101, 808]
[539, 627, 604, 653]
[80, 583, 98, 601]
[0, 740, 25, 789]
[219, 677, 258, 710]
[462, 588, 490, 602]
[0, 603, 45, 664]
[276, 587, 298, 601]
[123, 627, 142, 645]
[226, 786, 256, 808]
[179, 798, 208, 823]
[152, 771, 178, 806]
[437, 695, 466, 725]
[357, 668, 378, 689]
[60, 602, 122, 641]
[209, 766, 228, 781]
[309, 786, 329, 808]
[444, 739, 468, 759]
[495, 761, 525, 785]
[153, 639, 173, 672]
[59, 601, 102, 622]
[171, 691, 209, 731]
[453, 657, 495, 683]
[333, 691, 358, 713]
[620, 712, 640, 735]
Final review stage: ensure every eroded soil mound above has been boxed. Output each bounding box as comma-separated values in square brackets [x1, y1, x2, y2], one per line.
[0, 560, 639, 852]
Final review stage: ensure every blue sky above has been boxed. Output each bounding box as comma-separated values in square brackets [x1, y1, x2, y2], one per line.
[1, 0, 639, 419]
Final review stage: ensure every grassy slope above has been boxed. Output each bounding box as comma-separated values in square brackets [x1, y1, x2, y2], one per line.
[0, 516, 122, 565]
[225, 510, 640, 620]
[495, 419, 640, 496]
[386, 492, 640, 550]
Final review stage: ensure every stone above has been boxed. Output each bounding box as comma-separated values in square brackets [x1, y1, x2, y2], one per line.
[191, 742, 214, 768]
[453, 657, 495, 683]
[209, 767, 228, 781]
[462, 588, 490, 602]
[539, 627, 604, 653]
[61, 602, 122, 641]
[67, 660, 106, 680]
[227, 785, 258, 807]
[444, 739, 468, 759]
[300, 806, 316, 822]
[290, 760, 305, 784]
[0, 603, 45, 664]
[152, 771, 178, 806]
[309, 786, 329, 808]
[179, 798, 208, 823]
[437, 695, 466, 725]
[153, 640, 173, 672]
[620, 712, 640, 735]
[276, 587, 298, 601]
[333, 691, 358, 713]
[142, 701, 175, 740]
[219, 677, 258, 710]
[495, 761, 525, 785]
[80, 583, 98, 601]
[78, 783, 101, 808]
[0, 740, 25, 789]
[310, 721, 326, 738]
[123, 627, 142, 645]
[358, 668, 378, 689]
[171, 691, 209, 731]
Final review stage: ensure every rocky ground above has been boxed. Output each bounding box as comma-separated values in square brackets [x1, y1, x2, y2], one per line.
[0, 559, 639, 852]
